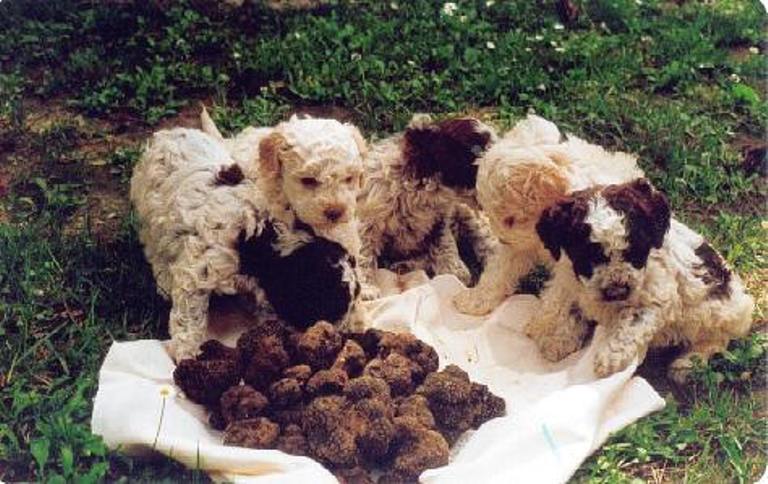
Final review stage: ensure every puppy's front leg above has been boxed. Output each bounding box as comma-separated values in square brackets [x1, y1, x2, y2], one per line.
[358, 227, 383, 300]
[429, 222, 472, 286]
[525, 269, 587, 361]
[594, 307, 662, 378]
[168, 286, 210, 362]
[453, 244, 535, 316]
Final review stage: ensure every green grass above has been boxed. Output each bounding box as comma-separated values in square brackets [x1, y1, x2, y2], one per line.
[0, 0, 766, 481]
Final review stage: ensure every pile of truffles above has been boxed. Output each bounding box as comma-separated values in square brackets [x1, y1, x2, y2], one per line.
[173, 320, 505, 482]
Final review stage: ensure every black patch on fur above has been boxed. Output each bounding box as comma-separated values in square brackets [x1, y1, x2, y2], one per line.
[603, 179, 670, 269]
[403, 118, 492, 189]
[536, 188, 608, 279]
[380, 219, 445, 263]
[237, 222, 354, 329]
[215, 164, 244, 186]
[694, 241, 732, 299]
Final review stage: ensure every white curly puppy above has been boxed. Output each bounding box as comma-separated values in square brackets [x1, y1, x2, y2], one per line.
[357, 114, 498, 298]
[528, 179, 754, 383]
[454, 115, 644, 315]
[132, 114, 367, 360]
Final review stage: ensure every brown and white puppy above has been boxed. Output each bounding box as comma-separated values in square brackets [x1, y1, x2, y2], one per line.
[526, 179, 754, 383]
[454, 115, 645, 316]
[357, 114, 498, 298]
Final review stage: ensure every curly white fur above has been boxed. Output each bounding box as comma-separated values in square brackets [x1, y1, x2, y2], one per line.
[132, 112, 368, 360]
[454, 115, 645, 315]
[357, 115, 498, 298]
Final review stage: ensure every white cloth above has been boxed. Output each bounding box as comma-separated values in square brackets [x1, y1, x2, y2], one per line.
[91, 275, 665, 483]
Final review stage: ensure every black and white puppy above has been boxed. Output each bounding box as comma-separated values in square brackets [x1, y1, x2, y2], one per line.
[526, 178, 754, 383]
[357, 114, 499, 297]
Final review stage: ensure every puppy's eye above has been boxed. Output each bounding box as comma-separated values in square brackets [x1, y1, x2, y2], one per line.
[503, 216, 516, 228]
[300, 177, 319, 188]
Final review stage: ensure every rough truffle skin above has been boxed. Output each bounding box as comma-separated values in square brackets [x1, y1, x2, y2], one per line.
[282, 364, 313, 383]
[297, 321, 343, 369]
[377, 332, 439, 382]
[332, 339, 368, 377]
[306, 369, 349, 397]
[396, 395, 435, 429]
[471, 382, 506, 426]
[386, 421, 450, 482]
[344, 329, 384, 358]
[363, 354, 420, 396]
[417, 365, 506, 434]
[344, 376, 391, 402]
[173, 358, 241, 405]
[417, 365, 475, 433]
[223, 417, 280, 449]
[276, 424, 309, 456]
[333, 466, 375, 484]
[353, 398, 396, 461]
[302, 396, 359, 467]
[269, 378, 304, 407]
[270, 405, 306, 427]
[241, 334, 291, 390]
[220, 384, 269, 424]
[198, 340, 241, 364]
[237, 321, 289, 351]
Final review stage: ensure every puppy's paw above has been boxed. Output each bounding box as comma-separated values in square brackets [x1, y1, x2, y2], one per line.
[593, 346, 634, 378]
[453, 288, 498, 316]
[668, 354, 702, 385]
[451, 264, 473, 287]
[167, 340, 200, 363]
[360, 282, 381, 301]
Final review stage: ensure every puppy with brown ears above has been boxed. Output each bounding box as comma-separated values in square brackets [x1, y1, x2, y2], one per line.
[453, 115, 644, 316]
[528, 179, 754, 383]
[357, 114, 499, 298]
[131, 111, 368, 360]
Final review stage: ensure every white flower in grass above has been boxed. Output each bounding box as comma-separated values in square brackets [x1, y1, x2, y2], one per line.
[486, 41, 496, 50]
[554, 23, 565, 31]
[730, 73, 742, 83]
[158, 385, 176, 399]
[555, 47, 566, 53]
[442, 2, 458, 16]
[749, 46, 759, 54]
[459, 15, 468, 22]
[486, 0, 495, 6]
[390, 2, 398, 10]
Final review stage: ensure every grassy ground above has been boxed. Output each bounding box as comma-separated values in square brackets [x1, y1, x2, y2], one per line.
[0, 0, 766, 482]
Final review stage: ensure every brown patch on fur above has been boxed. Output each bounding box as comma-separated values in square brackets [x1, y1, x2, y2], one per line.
[403, 117, 492, 189]
[215, 164, 244, 186]
[603, 179, 670, 269]
[259, 132, 286, 178]
[694, 242, 732, 299]
[536, 187, 608, 279]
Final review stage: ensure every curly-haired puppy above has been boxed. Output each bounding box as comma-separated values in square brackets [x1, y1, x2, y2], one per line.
[526, 179, 754, 383]
[454, 115, 644, 315]
[131, 114, 367, 360]
[357, 114, 498, 298]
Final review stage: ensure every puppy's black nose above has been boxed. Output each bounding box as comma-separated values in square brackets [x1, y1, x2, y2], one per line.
[602, 283, 630, 301]
[324, 207, 345, 222]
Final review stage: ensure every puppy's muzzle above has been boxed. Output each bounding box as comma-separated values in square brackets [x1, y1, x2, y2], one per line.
[323, 206, 346, 223]
[601, 283, 630, 302]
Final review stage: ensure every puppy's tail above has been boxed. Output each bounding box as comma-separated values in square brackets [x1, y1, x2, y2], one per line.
[200, 104, 225, 142]
[504, 114, 564, 147]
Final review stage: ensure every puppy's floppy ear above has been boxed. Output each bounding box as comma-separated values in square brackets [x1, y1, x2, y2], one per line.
[259, 131, 287, 179]
[403, 117, 493, 189]
[345, 124, 367, 158]
[604, 178, 671, 268]
[536, 198, 573, 261]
